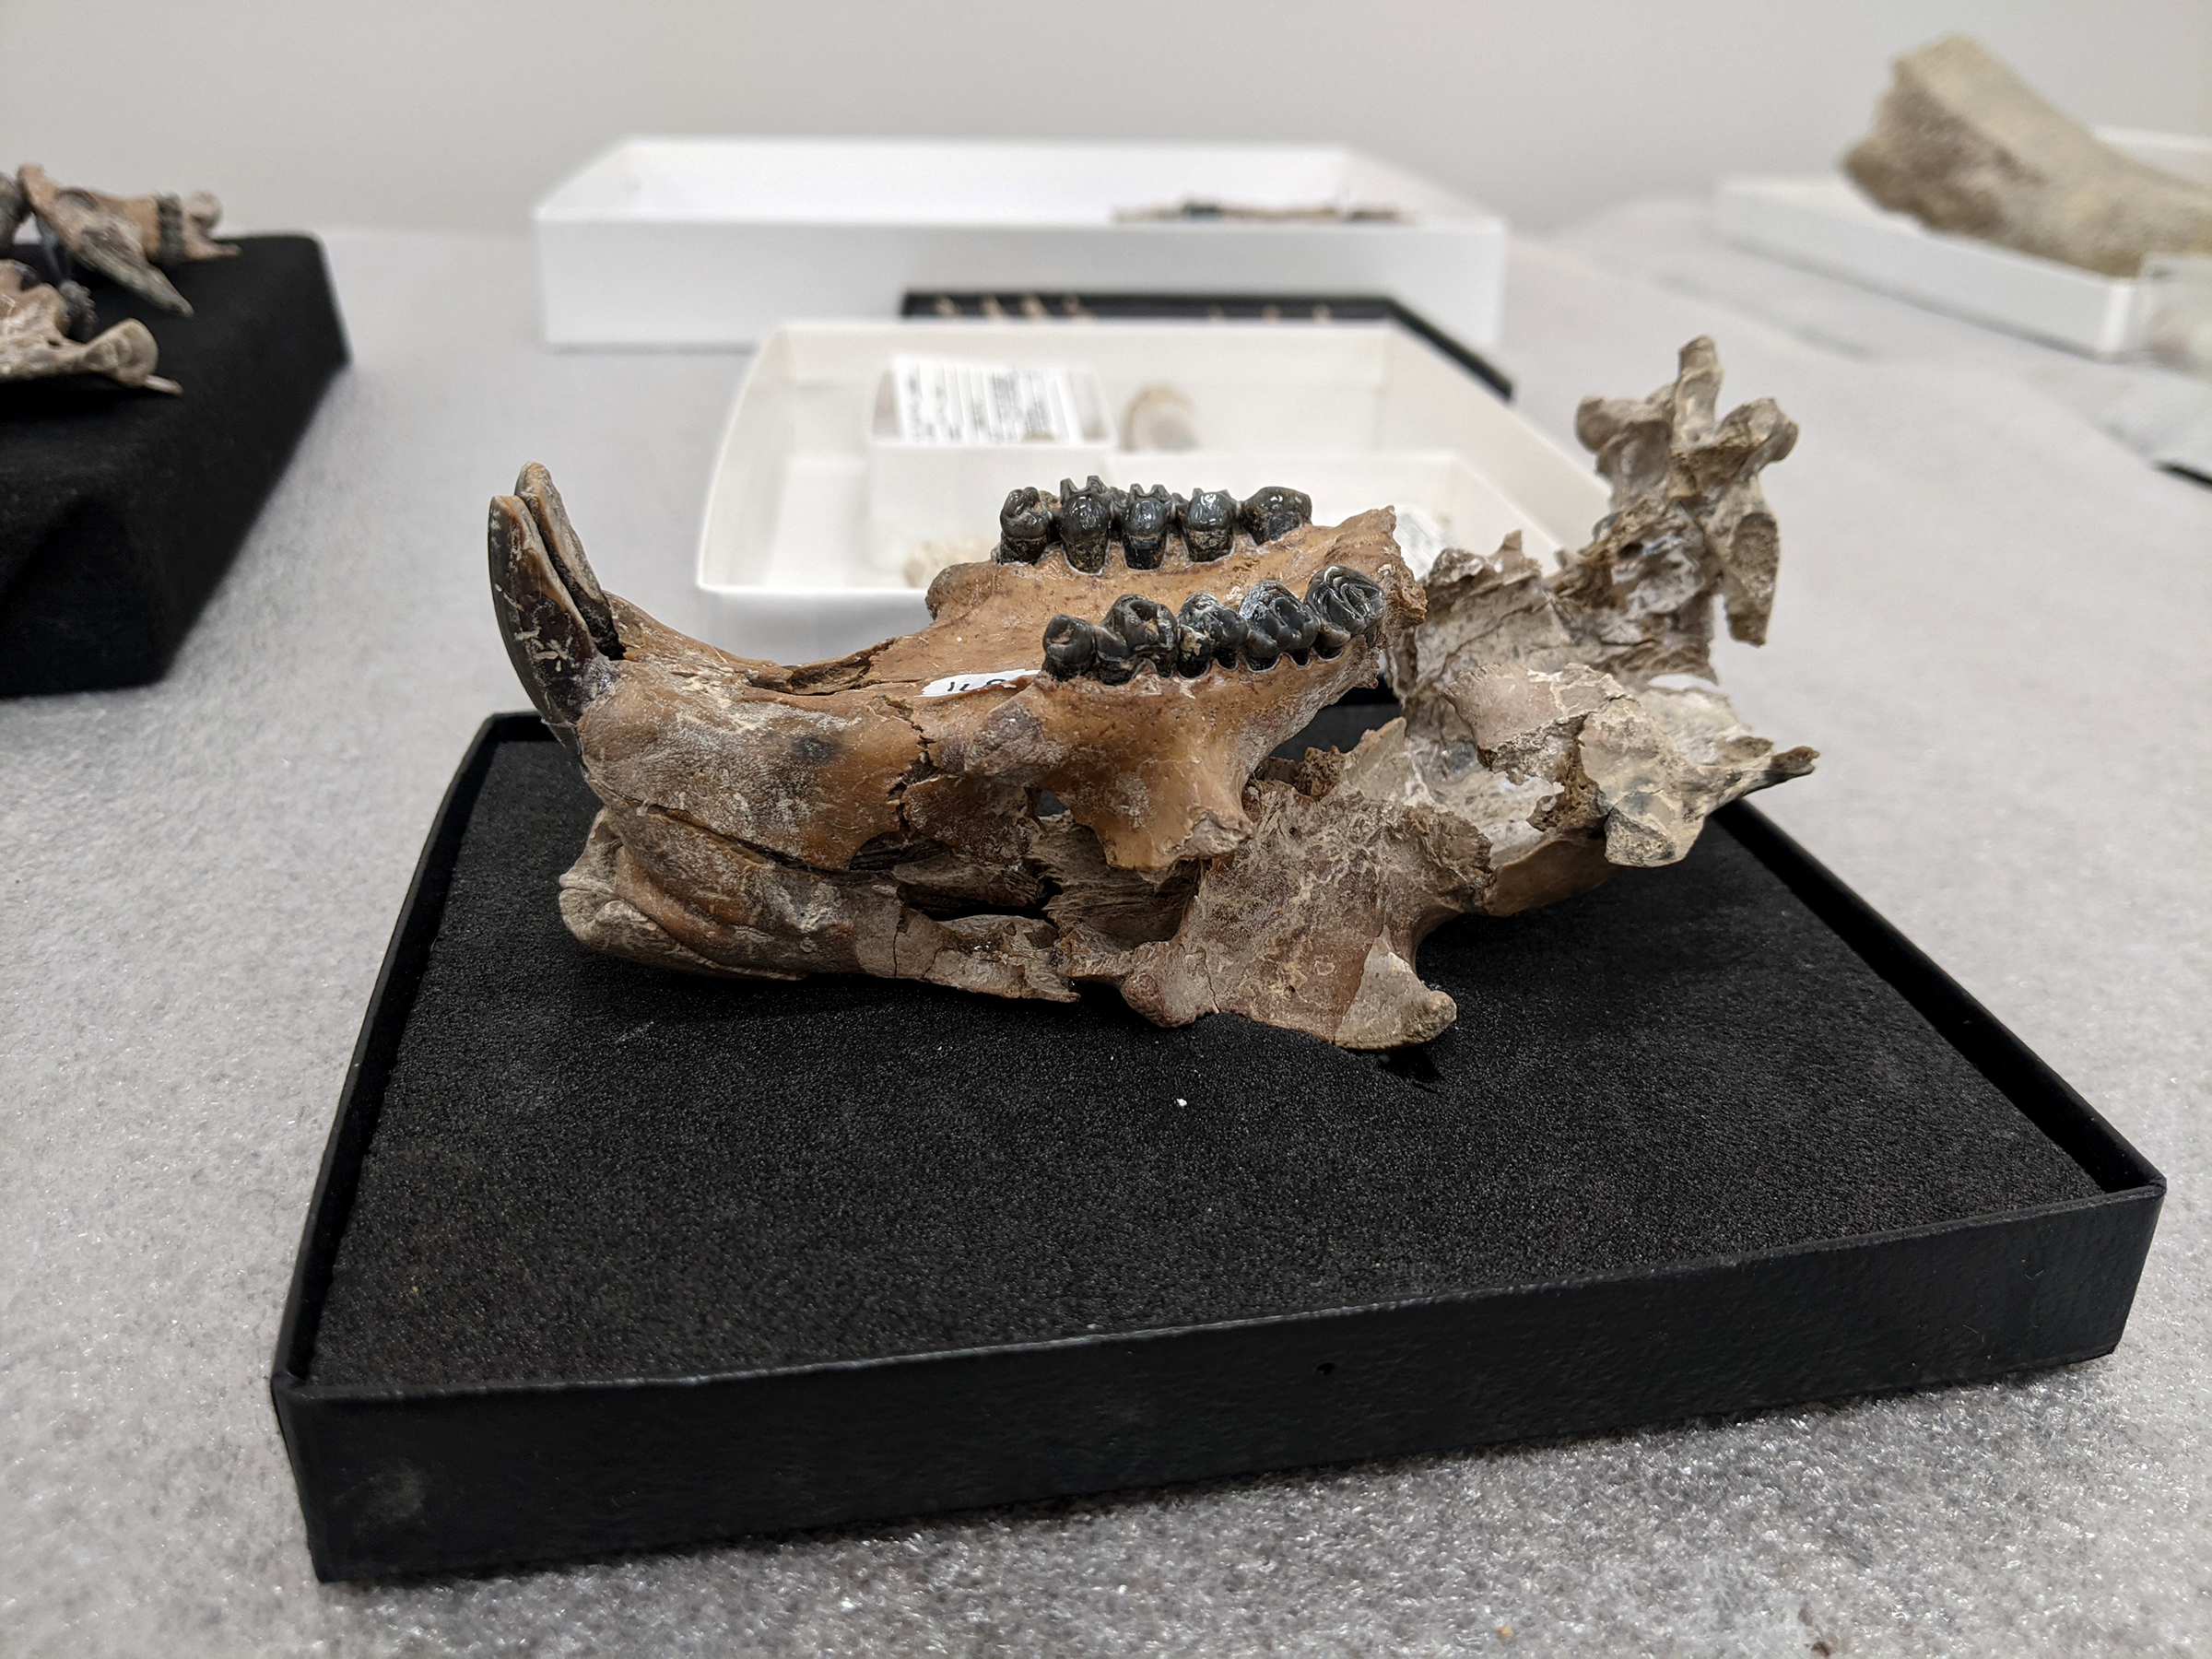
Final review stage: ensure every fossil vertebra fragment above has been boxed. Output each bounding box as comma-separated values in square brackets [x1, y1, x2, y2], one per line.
[490, 338, 1811, 1048]
[13, 165, 237, 314]
[0, 260, 177, 392]
[1842, 36, 2212, 278]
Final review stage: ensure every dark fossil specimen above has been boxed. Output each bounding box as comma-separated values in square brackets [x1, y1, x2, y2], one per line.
[1041, 566, 1383, 681]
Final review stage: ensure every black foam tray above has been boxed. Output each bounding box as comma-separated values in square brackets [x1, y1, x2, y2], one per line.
[0, 235, 347, 696]
[272, 713, 2163, 1581]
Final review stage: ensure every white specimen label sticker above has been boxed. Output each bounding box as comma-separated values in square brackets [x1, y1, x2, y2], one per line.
[891, 356, 1085, 446]
[921, 668, 1038, 699]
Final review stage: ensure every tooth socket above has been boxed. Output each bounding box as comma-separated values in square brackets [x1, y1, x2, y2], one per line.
[1238, 580, 1321, 666]
[997, 485, 1057, 564]
[1176, 592, 1245, 674]
[1181, 488, 1239, 561]
[1241, 485, 1314, 545]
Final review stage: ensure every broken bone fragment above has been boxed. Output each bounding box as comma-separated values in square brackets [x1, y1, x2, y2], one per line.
[15, 164, 237, 314]
[0, 260, 178, 393]
[490, 337, 1809, 1049]
[1841, 36, 2212, 277]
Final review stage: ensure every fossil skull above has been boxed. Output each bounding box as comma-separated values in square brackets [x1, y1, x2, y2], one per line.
[490, 337, 1812, 1048]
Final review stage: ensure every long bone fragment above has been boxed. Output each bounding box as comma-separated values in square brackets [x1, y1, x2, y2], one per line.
[1841, 35, 2212, 277]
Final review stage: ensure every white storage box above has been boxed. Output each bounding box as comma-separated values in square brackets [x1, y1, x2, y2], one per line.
[535, 139, 1506, 350]
[1713, 129, 2212, 359]
[690, 317, 1609, 664]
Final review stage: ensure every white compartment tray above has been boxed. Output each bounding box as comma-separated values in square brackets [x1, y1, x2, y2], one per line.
[535, 138, 1506, 350]
[691, 318, 1610, 663]
[1713, 129, 2212, 359]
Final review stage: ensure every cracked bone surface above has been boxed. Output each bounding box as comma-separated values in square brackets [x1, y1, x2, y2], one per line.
[0, 260, 177, 393]
[1841, 35, 2212, 278]
[13, 164, 237, 314]
[491, 338, 1813, 1050]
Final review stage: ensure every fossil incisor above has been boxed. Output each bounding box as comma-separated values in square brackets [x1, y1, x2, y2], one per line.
[491, 337, 1813, 1049]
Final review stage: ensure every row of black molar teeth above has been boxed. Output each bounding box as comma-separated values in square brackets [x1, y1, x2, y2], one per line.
[1041, 565, 1388, 682]
[998, 477, 1313, 572]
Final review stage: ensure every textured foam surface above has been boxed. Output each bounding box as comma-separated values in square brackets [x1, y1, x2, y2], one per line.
[3, 231, 2205, 1655]
[0, 236, 348, 694]
[308, 737, 2094, 1389]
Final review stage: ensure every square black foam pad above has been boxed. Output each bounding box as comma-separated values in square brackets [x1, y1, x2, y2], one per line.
[0, 235, 347, 695]
[308, 738, 2100, 1389]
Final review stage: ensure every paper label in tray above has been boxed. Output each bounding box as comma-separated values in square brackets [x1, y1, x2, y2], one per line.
[891, 356, 1088, 446]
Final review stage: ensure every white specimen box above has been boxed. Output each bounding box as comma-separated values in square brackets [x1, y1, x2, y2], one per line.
[1713, 129, 2212, 359]
[692, 319, 1610, 664]
[535, 138, 1507, 350]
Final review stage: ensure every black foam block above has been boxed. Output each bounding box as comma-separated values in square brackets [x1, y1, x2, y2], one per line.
[273, 717, 2160, 1580]
[312, 741, 2097, 1386]
[0, 235, 347, 695]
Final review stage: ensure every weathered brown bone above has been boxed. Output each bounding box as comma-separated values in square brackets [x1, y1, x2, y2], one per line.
[15, 165, 236, 314]
[491, 338, 1812, 1048]
[1842, 36, 2212, 278]
[0, 261, 177, 393]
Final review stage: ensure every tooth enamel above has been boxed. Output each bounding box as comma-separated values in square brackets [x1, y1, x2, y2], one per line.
[1176, 592, 1245, 675]
[1180, 488, 1239, 562]
[1055, 476, 1114, 573]
[1116, 483, 1174, 570]
[1305, 564, 1387, 655]
[996, 485, 1056, 564]
[1041, 614, 1097, 678]
[1104, 594, 1179, 675]
[1238, 580, 1321, 666]
[1241, 485, 1314, 545]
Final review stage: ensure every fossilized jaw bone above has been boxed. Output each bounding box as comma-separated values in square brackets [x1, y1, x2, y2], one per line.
[14, 165, 236, 314]
[0, 260, 177, 393]
[488, 462, 1421, 1014]
[490, 337, 1812, 1051]
[1841, 35, 2212, 278]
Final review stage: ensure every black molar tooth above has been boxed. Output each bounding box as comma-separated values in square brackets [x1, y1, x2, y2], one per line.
[1090, 624, 1135, 684]
[1180, 488, 1239, 561]
[1118, 484, 1174, 570]
[1241, 485, 1313, 544]
[1104, 594, 1179, 675]
[998, 486, 1056, 564]
[1307, 564, 1388, 644]
[1176, 592, 1244, 674]
[1041, 613, 1096, 678]
[1238, 581, 1319, 667]
[1055, 476, 1113, 573]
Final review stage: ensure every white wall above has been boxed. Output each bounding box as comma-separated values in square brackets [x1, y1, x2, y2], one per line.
[2, 0, 2205, 236]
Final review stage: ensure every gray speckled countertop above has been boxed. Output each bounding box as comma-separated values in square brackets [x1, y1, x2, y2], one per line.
[3, 226, 2205, 1656]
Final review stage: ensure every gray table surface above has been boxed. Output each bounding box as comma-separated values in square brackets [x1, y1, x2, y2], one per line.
[4, 229, 2206, 1657]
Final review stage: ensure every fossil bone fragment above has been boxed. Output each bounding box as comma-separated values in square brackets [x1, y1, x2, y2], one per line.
[490, 339, 1811, 1048]
[0, 261, 177, 392]
[14, 165, 237, 314]
[1841, 36, 2212, 277]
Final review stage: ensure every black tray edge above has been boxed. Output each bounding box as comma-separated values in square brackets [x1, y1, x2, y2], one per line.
[271, 713, 2165, 1581]
[898, 288, 1513, 401]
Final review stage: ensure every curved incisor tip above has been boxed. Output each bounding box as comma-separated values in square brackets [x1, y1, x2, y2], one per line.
[513, 462, 624, 659]
[488, 490, 605, 748]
